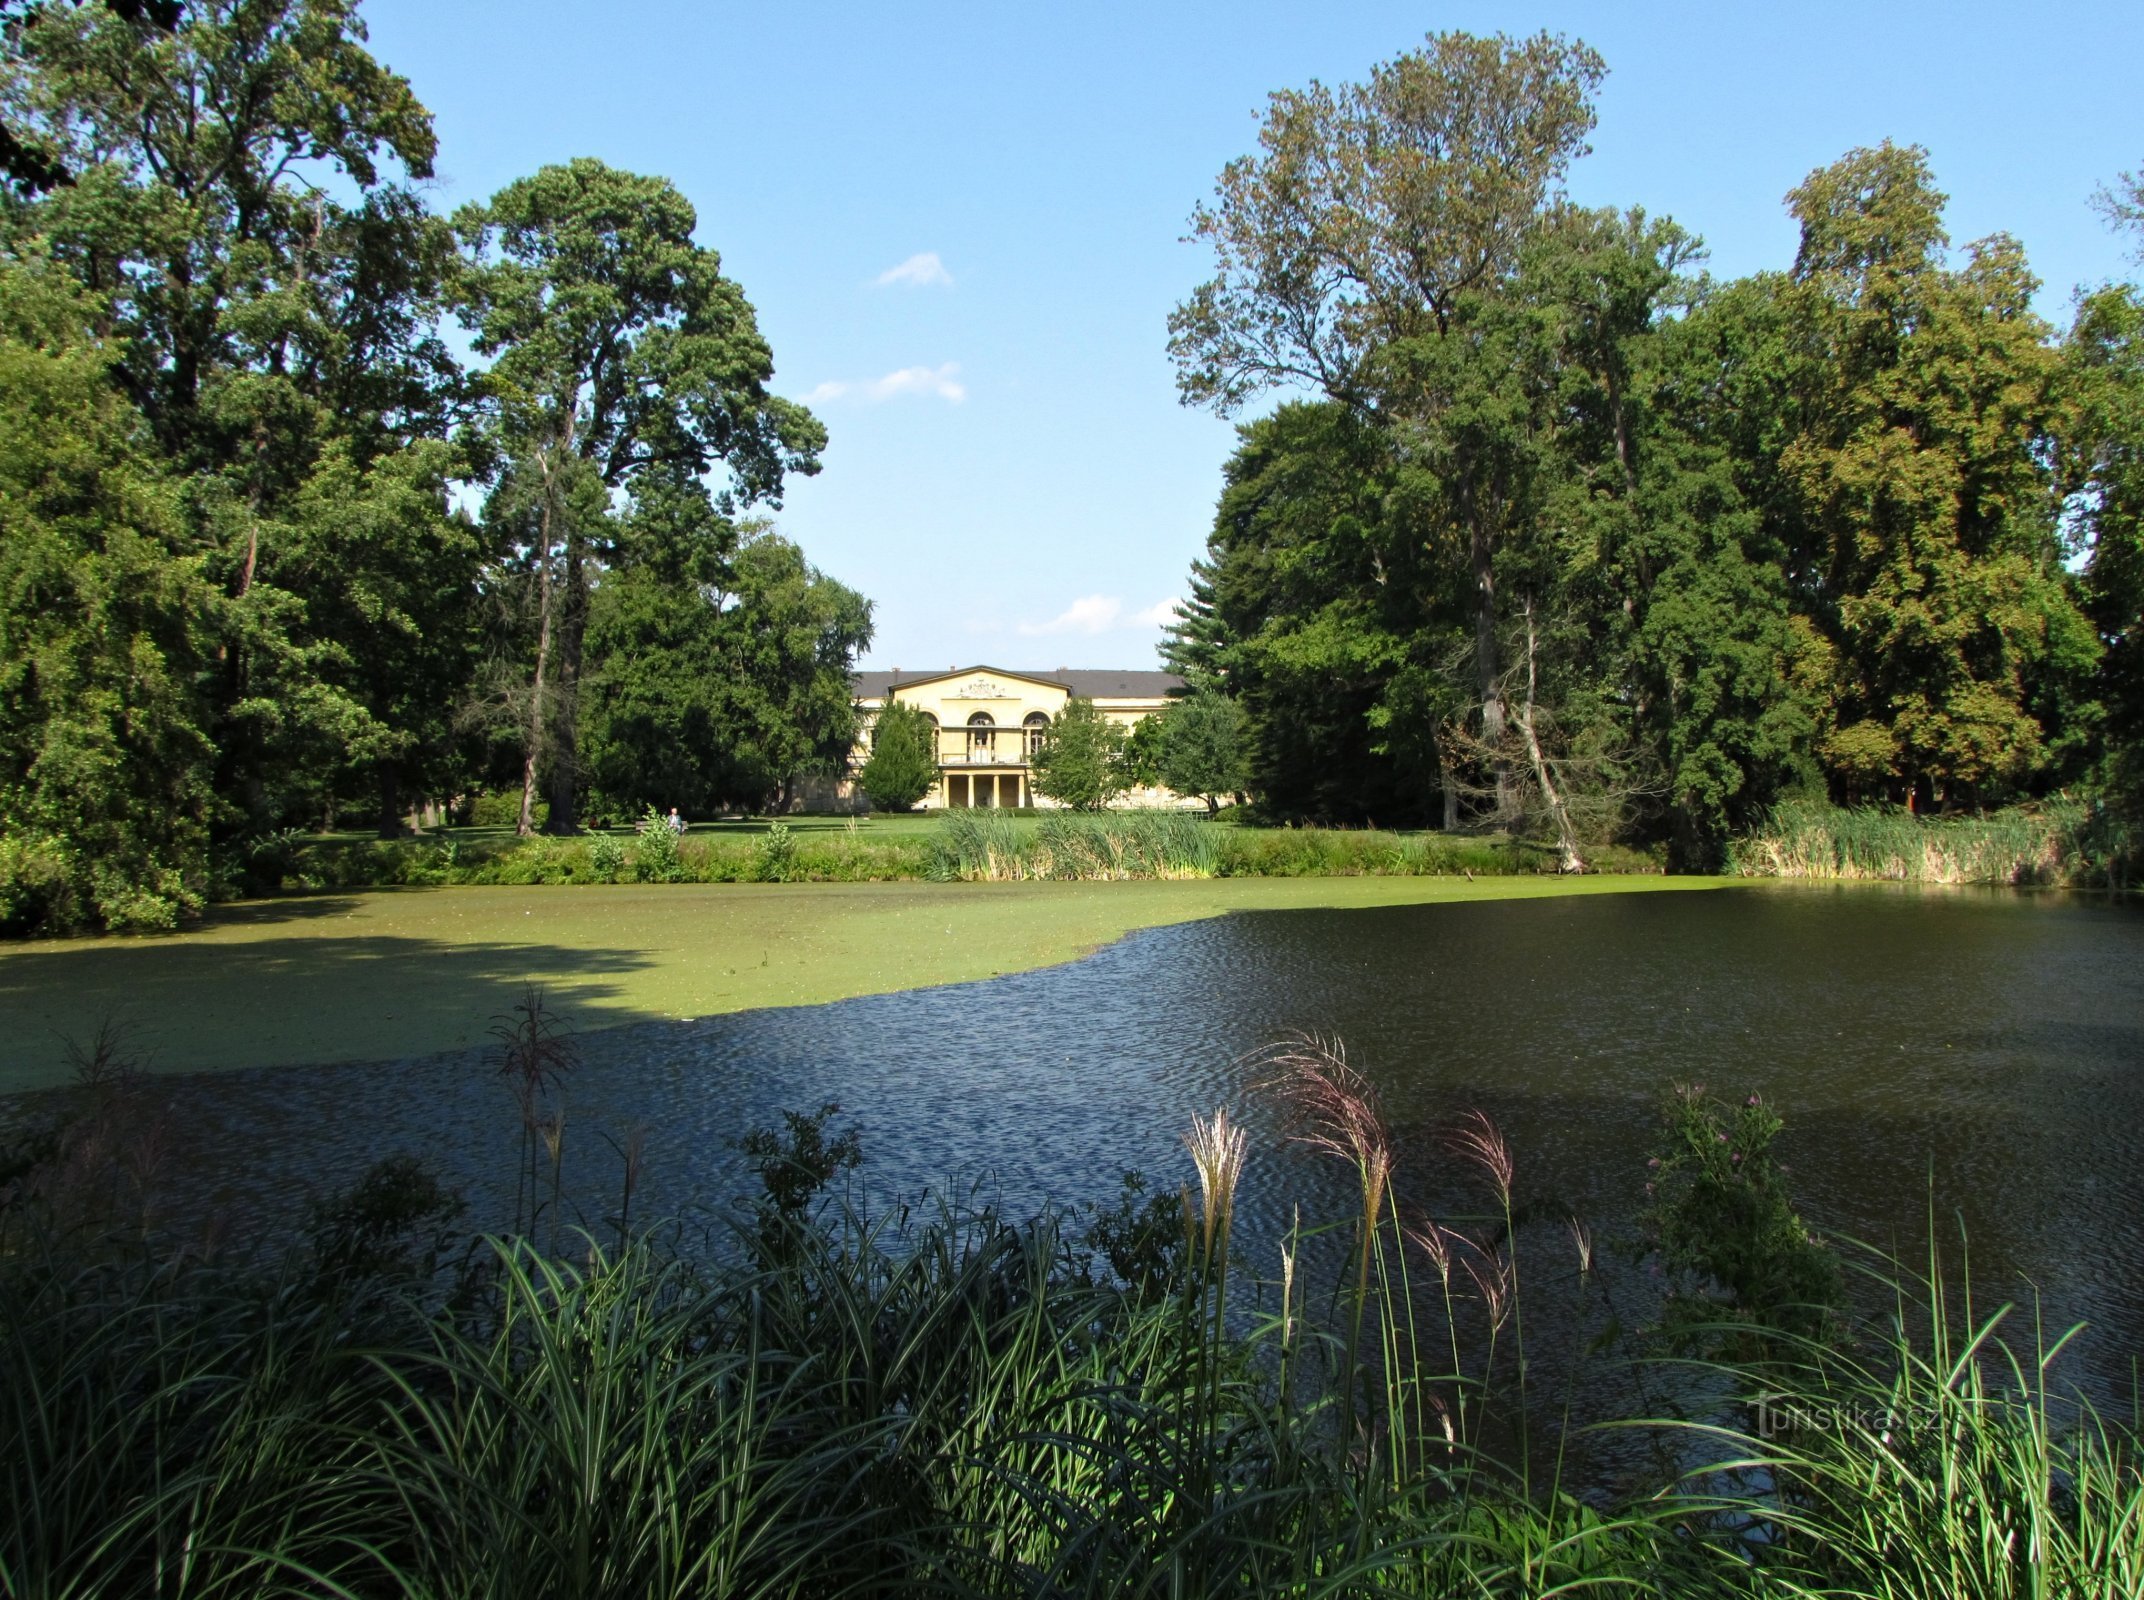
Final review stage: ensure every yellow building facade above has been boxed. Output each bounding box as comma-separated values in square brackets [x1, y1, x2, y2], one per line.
[848, 665, 1187, 809]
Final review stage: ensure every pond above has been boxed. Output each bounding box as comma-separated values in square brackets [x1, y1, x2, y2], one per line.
[17, 881, 2144, 1410]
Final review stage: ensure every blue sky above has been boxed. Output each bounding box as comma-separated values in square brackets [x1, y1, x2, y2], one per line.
[363, 0, 2143, 672]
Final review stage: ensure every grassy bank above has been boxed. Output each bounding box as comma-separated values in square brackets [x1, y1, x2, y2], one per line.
[250, 811, 1666, 895]
[0, 874, 1723, 1092]
[1731, 799, 2138, 888]
[5, 1054, 2136, 1598]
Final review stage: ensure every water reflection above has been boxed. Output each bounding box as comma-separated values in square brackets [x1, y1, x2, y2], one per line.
[15, 883, 2144, 1396]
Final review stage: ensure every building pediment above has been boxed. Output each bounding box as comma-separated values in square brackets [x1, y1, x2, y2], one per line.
[855, 665, 1072, 701]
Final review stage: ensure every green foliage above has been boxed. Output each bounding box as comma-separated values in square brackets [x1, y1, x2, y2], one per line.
[631, 805, 682, 883]
[458, 157, 829, 833]
[467, 789, 547, 829]
[1640, 1084, 1842, 1357]
[305, 1154, 466, 1287]
[752, 820, 798, 882]
[1029, 698, 1129, 812]
[2068, 284, 2144, 815]
[10, 1059, 2136, 1597]
[1079, 1171, 1191, 1306]
[858, 698, 937, 811]
[583, 523, 871, 817]
[1778, 144, 2091, 808]
[730, 1100, 862, 1236]
[0, 259, 214, 934]
[586, 831, 626, 883]
[1732, 799, 2090, 885]
[8, 0, 475, 842]
[1158, 691, 1250, 813]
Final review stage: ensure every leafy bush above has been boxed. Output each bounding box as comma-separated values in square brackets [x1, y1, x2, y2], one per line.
[1640, 1084, 1842, 1360]
[632, 807, 683, 883]
[587, 832, 627, 883]
[465, 790, 547, 830]
[753, 820, 798, 882]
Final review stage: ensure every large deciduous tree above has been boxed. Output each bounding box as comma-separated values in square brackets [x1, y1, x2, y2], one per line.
[1775, 144, 2093, 809]
[1157, 692, 1249, 816]
[1169, 30, 1605, 819]
[580, 514, 870, 818]
[5, 0, 478, 836]
[0, 256, 214, 932]
[457, 159, 825, 833]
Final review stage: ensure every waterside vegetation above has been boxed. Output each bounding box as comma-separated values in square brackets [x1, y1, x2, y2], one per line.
[1733, 800, 2139, 889]
[246, 810, 1666, 895]
[1, 1025, 2137, 1598]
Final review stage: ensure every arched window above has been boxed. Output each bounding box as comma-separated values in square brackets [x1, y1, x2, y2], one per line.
[966, 711, 994, 758]
[1024, 711, 1049, 756]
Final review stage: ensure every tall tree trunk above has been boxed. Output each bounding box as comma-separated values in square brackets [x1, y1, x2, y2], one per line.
[376, 761, 405, 839]
[1516, 597, 1584, 873]
[543, 415, 584, 837]
[543, 532, 585, 836]
[517, 451, 558, 839]
[1470, 511, 1513, 818]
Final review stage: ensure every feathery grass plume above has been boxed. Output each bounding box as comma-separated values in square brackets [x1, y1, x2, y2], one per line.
[491, 987, 577, 1234]
[1403, 1209, 1456, 1288]
[1255, 1032, 1397, 1445]
[1466, 1247, 1515, 1337]
[1448, 1107, 1515, 1210]
[1568, 1213, 1594, 1277]
[492, 986, 577, 1112]
[1255, 1032, 1394, 1235]
[1278, 1208, 1298, 1354]
[1181, 1105, 1248, 1262]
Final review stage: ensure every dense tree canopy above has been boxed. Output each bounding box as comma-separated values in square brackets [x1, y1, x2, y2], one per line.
[1, 14, 2139, 926]
[0, 3, 868, 930]
[458, 157, 828, 833]
[1170, 33, 2138, 866]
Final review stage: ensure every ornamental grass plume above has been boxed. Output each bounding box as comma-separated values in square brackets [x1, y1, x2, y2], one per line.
[1447, 1107, 1514, 1211]
[1255, 1033, 1397, 1445]
[1181, 1105, 1248, 1262]
[1255, 1032, 1393, 1237]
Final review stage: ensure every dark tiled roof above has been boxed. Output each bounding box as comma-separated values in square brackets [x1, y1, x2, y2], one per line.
[852, 665, 1185, 700]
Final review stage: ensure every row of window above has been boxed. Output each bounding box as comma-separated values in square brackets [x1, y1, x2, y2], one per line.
[876, 709, 1051, 757]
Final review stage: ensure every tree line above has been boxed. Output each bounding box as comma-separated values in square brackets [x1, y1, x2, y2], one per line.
[0, 0, 868, 933]
[1163, 32, 2144, 869]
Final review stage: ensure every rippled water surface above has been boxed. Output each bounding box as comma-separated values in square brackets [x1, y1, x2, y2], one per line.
[22, 882, 2144, 1393]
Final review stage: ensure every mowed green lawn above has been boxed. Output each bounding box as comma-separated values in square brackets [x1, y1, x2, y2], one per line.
[0, 875, 1727, 1093]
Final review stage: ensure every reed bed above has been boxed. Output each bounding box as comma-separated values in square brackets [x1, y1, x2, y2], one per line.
[6, 1026, 2138, 1597]
[256, 813, 1665, 896]
[1730, 800, 2101, 887]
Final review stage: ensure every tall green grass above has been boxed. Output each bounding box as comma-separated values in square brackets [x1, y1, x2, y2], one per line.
[1731, 800, 2096, 887]
[251, 813, 1665, 898]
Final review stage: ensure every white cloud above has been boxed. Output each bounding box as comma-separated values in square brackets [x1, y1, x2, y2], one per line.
[874, 251, 953, 288]
[1019, 595, 1125, 636]
[1017, 595, 1185, 637]
[803, 362, 966, 406]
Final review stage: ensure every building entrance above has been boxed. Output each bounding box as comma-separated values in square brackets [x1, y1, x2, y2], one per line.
[945, 772, 1025, 808]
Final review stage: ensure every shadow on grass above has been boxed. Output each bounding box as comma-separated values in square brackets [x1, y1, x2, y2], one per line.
[0, 934, 666, 1093]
